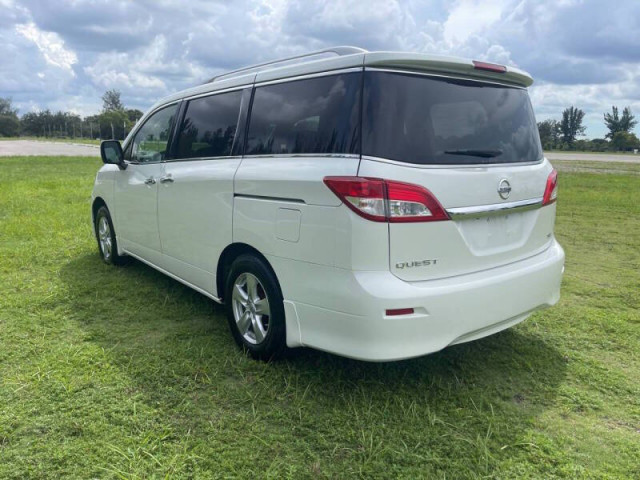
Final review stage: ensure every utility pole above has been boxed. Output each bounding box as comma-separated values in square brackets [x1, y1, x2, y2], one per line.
[90, 123, 93, 140]
[123, 119, 126, 140]
[110, 122, 114, 140]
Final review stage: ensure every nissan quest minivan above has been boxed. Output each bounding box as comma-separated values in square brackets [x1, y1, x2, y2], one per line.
[93, 47, 564, 361]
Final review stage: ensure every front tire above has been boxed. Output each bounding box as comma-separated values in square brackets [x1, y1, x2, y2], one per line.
[225, 254, 287, 360]
[94, 205, 127, 265]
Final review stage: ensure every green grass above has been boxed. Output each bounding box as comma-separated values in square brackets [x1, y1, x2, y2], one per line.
[544, 150, 638, 155]
[1, 157, 639, 479]
[551, 159, 640, 176]
[0, 136, 101, 145]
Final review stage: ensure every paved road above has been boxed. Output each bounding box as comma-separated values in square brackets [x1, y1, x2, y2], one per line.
[545, 152, 640, 164]
[0, 140, 100, 157]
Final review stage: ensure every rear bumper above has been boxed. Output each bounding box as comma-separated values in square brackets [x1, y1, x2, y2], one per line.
[275, 239, 564, 361]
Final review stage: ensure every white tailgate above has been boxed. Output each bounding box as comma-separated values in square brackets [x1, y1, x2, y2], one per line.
[358, 157, 556, 281]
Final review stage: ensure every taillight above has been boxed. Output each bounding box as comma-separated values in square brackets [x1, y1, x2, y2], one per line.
[323, 177, 449, 223]
[542, 169, 558, 206]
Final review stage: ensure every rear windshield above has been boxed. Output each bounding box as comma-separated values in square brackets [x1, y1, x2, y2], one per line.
[363, 71, 542, 165]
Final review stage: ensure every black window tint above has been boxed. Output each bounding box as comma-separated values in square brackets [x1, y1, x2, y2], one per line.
[246, 72, 361, 155]
[363, 71, 542, 165]
[130, 104, 178, 163]
[176, 90, 243, 159]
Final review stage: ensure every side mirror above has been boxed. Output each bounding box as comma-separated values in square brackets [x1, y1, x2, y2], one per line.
[100, 140, 126, 169]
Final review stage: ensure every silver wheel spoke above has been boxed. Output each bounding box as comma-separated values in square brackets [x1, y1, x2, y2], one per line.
[233, 283, 249, 305]
[99, 218, 107, 236]
[252, 316, 266, 343]
[246, 274, 258, 302]
[254, 297, 270, 316]
[237, 310, 251, 334]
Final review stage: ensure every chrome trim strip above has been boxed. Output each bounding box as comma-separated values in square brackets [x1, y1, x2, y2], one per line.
[446, 197, 544, 219]
[365, 67, 527, 90]
[182, 85, 251, 103]
[253, 67, 363, 88]
[234, 193, 306, 204]
[243, 153, 360, 160]
[162, 155, 243, 164]
[361, 155, 545, 169]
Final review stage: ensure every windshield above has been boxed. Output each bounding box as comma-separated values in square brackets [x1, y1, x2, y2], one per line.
[362, 71, 543, 165]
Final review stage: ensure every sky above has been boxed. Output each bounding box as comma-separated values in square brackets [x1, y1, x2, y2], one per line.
[1, 0, 639, 139]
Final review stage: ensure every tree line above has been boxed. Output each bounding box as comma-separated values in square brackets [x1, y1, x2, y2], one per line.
[0, 90, 143, 140]
[538, 105, 638, 152]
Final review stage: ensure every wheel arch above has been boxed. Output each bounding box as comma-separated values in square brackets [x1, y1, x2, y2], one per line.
[91, 196, 108, 224]
[216, 243, 281, 303]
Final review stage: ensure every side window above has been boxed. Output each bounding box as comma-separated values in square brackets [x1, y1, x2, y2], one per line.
[130, 104, 178, 163]
[175, 90, 243, 159]
[246, 72, 361, 155]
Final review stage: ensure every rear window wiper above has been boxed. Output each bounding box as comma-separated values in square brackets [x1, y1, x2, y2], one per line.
[444, 149, 503, 158]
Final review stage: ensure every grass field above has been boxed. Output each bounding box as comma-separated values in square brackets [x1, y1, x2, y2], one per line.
[1, 156, 639, 479]
[545, 150, 638, 156]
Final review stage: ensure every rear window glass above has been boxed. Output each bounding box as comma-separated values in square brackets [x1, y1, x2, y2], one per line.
[246, 72, 361, 155]
[363, 71, 542, 165]
[175, 90, 243, 159]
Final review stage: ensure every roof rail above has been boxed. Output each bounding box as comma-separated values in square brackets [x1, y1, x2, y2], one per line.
[206, 46, 367, 84]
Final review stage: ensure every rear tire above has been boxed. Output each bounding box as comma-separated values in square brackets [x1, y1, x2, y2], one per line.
[94, 206, 127, 266]
[224, 254, 287, 360]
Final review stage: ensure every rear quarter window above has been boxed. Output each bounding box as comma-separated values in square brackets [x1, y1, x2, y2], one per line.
[362, 71, 542, 165]
[246, 72, 361, 155]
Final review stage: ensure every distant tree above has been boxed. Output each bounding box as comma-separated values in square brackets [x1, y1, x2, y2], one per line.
[0, 115, 20, 137]
[611, 131, 640, 152]
[125, 108, 143, 124]
[102, 89, 124, 112]
[20, 111, 43, 136]
[0, 97, 20, 136]
[98, 109, 131, 140]
[0, 97, 19, 116]
[84, 114, 101, 139]
[604, 106, 637, 139]
[559, 106, 586, 146]
[589, 138, 609, 152]
[537, 119, 560, 150]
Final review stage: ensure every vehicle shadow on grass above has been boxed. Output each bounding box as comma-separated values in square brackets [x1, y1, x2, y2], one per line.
[60, 252, 567, 472]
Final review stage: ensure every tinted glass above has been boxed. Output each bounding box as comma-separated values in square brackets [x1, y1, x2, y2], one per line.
[363, 71, 542, 165]
[246, 72, 361, 155]
[130, 104, 178, 163]
[176, 90, 243, 159]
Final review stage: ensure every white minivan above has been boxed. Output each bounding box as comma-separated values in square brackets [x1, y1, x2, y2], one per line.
[93, 47, 564, 362]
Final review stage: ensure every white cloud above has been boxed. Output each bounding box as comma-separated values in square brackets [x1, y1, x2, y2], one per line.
[15, 22, 77, 74]
[443, 0, 510, 44]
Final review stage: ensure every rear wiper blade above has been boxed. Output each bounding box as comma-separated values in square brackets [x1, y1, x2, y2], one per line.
[444, 149, 503, 158]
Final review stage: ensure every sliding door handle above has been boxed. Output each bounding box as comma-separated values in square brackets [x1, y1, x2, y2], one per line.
[159, 176, 174, 184]
[144, 177, 156, 185]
